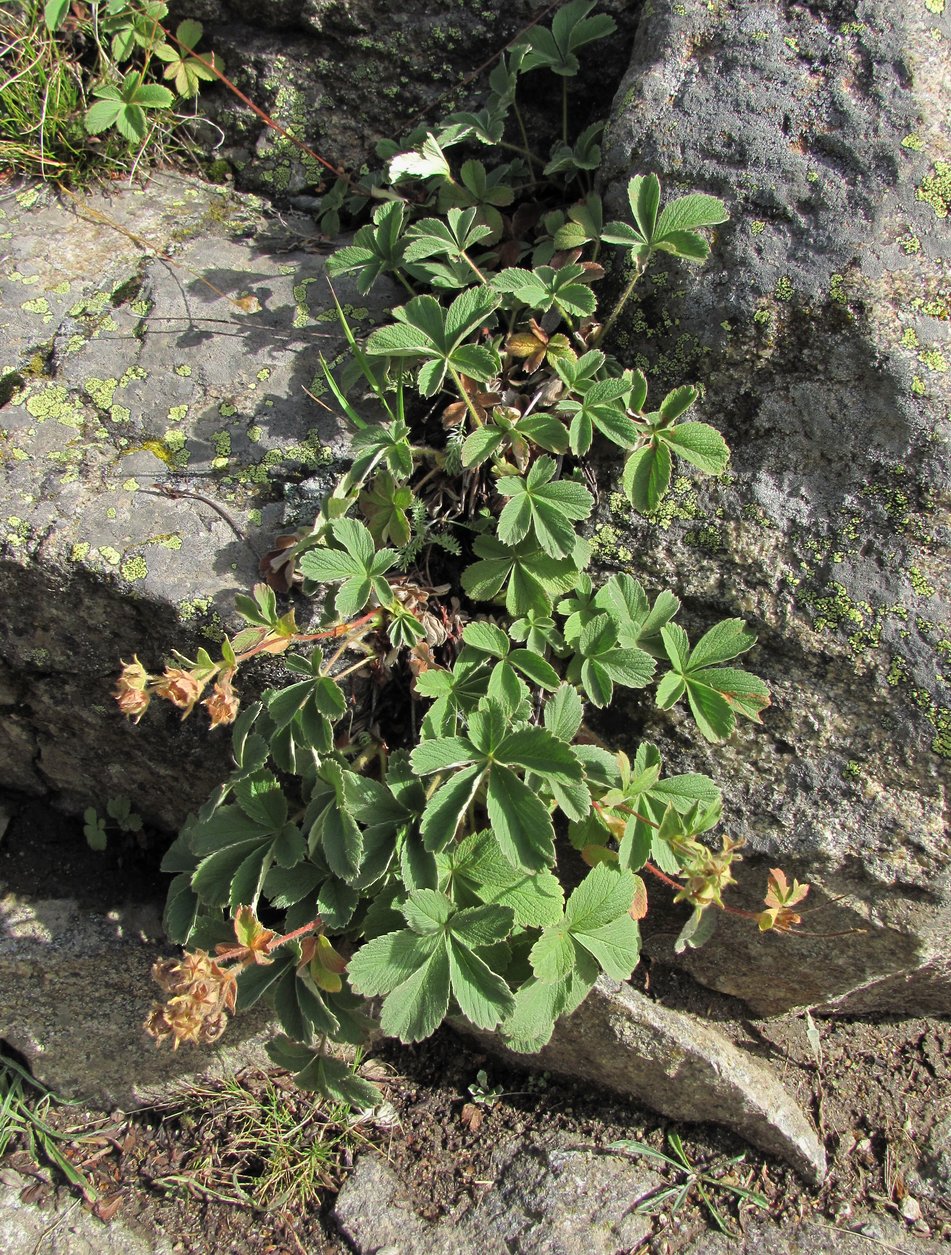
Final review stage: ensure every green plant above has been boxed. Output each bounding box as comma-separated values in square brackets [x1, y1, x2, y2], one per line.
[0, 1049, 99, 1202]
[0, 2, 219, 182]
[153, 1068, 374, 1211]
[121, 1, 808, 1106]
[608, 1131, 769, 1235]
[468, 1068, 505, 1107]
[82, 794, 143, 850]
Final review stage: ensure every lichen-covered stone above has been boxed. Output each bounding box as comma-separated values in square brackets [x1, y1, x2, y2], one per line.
[0, 175, 393, 827]
[599, 0, 950, 1014]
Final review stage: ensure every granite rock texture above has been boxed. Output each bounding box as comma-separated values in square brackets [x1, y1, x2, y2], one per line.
[0, 175, 392, 828]
[0, 894, 274, 1109]
[597, 0, 950, 1015]
[461, 977, 826, 1183]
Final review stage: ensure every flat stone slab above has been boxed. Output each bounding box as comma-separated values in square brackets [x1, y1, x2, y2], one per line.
[0, 894, 273, 1110]
[463, 976, 826, 1184]
[334, 1141, 657, 1255]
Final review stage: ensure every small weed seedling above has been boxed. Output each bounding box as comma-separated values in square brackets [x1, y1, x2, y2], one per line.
[610, 1131, 769, 1235]
[468, 1069, 506, 1107]
[82, 794, 143, 851]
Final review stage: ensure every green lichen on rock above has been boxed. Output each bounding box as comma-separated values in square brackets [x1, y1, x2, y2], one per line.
[22, 383, 85, 428]
[908, 566, 937, 597]
[916, 161, 951, 218]
[120, 555, 148, 581]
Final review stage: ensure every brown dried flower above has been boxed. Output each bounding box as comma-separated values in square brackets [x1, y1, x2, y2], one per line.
[114, 656, 151, 723]
[145, 950, 237, 1050]
[202, 673, 240, 729]
[153, 666, 204, 716]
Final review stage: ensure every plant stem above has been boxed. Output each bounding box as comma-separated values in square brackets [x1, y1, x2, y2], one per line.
[461, 250, 488, 284]
[594, 261, 645, 346]
[500, 138, 545, 169]
[448, 364, 485, 427]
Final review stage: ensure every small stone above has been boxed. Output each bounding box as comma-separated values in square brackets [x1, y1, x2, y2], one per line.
[901, 1196, 922, 1223]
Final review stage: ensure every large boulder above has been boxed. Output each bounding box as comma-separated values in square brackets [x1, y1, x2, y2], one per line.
[0, 175, 391, 827]
[598, 0, 950, 1014]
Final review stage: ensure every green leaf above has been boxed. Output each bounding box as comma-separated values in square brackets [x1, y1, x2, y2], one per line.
[497, 457, 593, 558]
[657, 621, 769, 742]
[502, 976, 569, 1052]
[448, 941, 515, 1029]
[461, 621, 510, 658]
[388, 132, 451, 182]
[44, 0, 70, 31]
[84, 100, 123, 135]
[688, 618, 757, 669]
[442, 831, 564, 926]
[462, 534, 584, 617]
[544, 683, 584, 742]
[628, 174, 661, 242]
[133, 84, 175, 109]
[623, 442, 672, 513]
[530, 926, 575, 982]
[486, 765, 555, 871]
[419, 764, 485, 851]
[655, 193, 729, 240]
[379, 946, 451, 1042]
[410, 735, 477, 774]
[518, 0, 617, 76]
[347, 930, 437, 996]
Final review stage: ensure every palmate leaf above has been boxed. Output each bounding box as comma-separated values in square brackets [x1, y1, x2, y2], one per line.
[657, 620, 770, 742]
[497, 457, 593, 558]
[557, 377, 640, 455]
[411, 701, 582, 870]
[348, 893, 514, 1042]
[566, 612, 655, 708]
[530, 864, 641, 985]
[493, 264, 597, 319]
[462, 533, 586, 616]
[326, 201, 408, 294]
[621, 380, 729, 512]
[405, 207, 494, 263]
[297, 517, 396, 616]
[518, 0, 617, 76]
[439, 830, 565, 926]
[602, 173, 729, 264]
[267, 1038, 382, 1108]
[366, 286, 501, 396]
[387, 131, 452, 182]
[593, 573, 680, 658]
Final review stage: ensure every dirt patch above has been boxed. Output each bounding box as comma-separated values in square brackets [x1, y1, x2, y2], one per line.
[1, 791, 949, 1252]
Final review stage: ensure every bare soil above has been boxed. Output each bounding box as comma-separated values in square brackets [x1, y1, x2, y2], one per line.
[1, 790, 949, 1253]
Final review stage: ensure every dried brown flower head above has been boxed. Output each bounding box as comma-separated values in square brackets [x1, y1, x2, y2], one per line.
[145, 950, 237, 1050]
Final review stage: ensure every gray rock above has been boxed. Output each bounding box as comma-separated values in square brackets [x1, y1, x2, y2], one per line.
[461, 976, 826, 1184]
[909, 1114, 951, 1206]
[0, 174, 394, 829]
[333, 1139, 657, 1255]
[0, 1172, 175, 1255]
[168, 1, 640, 199]
[598, 0, 950, 1015]
[675, 1212, 948, 1255]
[0, 894, 273, 1109]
